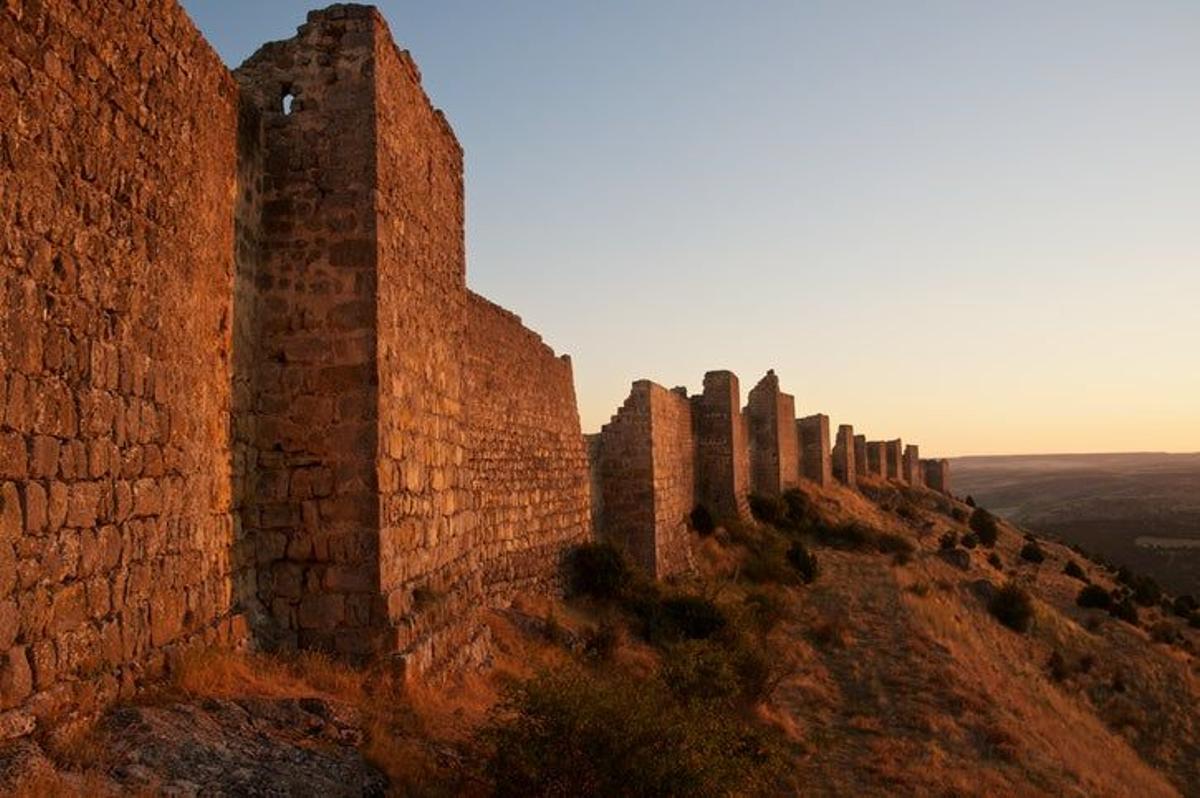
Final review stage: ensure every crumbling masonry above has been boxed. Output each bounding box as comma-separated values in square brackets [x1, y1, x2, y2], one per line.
[0, 0, 953, 727]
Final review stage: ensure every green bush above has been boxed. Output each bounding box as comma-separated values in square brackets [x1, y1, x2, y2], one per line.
[1109, 597, 1139, 626]
[567, 542, 630, 600]
[969, 508, 1000, 547]
[1019, 542, 1046, 564]
[482, 668, 782, 797]
[742, 587, 790, 634]
[987, 552, 1003, 569]
[748, 494, 786, 526]
[786, 541, 819, 584]
[690, 504, 716, 536]
[1076, 584, 1112, 610]
[989, 583, 1034, 633]
[960, 532, 979, 550]
[939, 532, 958, 551]
[1131, 575, 1162, 607]
[951, 507, 970, 523]
[1063, 560, 1088, 582]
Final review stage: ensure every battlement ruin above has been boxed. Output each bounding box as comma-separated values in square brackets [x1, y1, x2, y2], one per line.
[0, 1, 953, 728]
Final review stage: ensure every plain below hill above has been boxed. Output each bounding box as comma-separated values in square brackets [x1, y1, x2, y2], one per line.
[951, 452, 1200, 596]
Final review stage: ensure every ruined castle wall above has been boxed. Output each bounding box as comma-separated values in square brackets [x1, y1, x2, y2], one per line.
[372, 14, 482, 672]
[234, 9, 384, 658]
[886, 439, 903, 480]
[903, 444, 921, 485]
[867, 442, 887, 478]
[853, 435, 868, 477]
[464, 292, 590, 594]
[0, 0, 243, 718]
[593, 382, 693, 578]
[692, 372, 750, 521]
[798, 414, 832, 487]
[746, 371, 799, 497]
[832, 424, 856, 488]
[923, 460, 951, 494]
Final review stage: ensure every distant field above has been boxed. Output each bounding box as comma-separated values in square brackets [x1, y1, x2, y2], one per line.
[952, 452, 1200, 596]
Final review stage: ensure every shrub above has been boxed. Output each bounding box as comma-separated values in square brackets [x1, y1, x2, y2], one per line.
[1047, 650, 1068, 681]
[1019, 542, 1045, 564]
[987, 552, 1003, 569]
[1131, 575, 1162, 608]
[781, 489, 816, 528]
[786, 541, 819, 584]
[742, 587, 790, 634]
[582, 620, 621, 661]
[939, 532, 958, 551]
[689, 504, 716, 536]
[1108, 598, 1139, 626]
[966, 496, 977, 507]
[951, 507, 970, 523]
[814, 521, 875, 551]
[748, 494, 786, 526]
[1149, 621, 1179, 645]
[1172, 595, 1197, 618]
[661, 640, 741, 704]
[659, 595, 728, 641]
[969, 508, 1000, 547]
[960, 532, 979, 550]
[1190, 612, 1200, 630]
[1063, 560, 1088, 582]
[1076, 584, 1112, 610]
[568, 542, 630, 600]
[989, 583, 1034, 633]
[482, 669, 782, 797]
[875, 533, 915, 559]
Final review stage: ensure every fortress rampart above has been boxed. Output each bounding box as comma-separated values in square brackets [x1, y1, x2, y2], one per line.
[0, 0, 952, 727]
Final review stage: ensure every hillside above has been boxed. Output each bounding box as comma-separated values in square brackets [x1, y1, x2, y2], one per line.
[953, 453, 1200, 596]
[3, 477, 1197, 796]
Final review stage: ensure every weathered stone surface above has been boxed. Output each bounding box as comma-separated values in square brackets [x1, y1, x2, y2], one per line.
[746, 370, 799, 497]
[832, 424, 856, 488]
[923, 459, 951, 494]
[866, 441, 887, 479]
[592, 381, 695, 579]
[903, 444, 922, 485]
[886, 440, 903, 481]
[692, 372, 751, 521]
[798, 414, 832, 487]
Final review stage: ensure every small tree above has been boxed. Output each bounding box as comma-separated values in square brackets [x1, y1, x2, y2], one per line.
[1063, 560, 1088, 582]
[1076, 584, 1112, 610]
[989, 583, 1034, 633]
[969, 507, 1000, 547]
[1019, 542, 1045, 564]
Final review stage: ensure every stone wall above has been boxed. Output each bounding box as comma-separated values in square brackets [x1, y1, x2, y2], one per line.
[853, 435, 868, 477]
[592, 382, 694, 578]
[903, 444, 922, 485]
[798, 414, 832, 487]
[464, 292, 591, 596]
[693, 371, 750, 521]
[746, 371, 799, 497]
[866, 442, 887, 478]
[885, 439, 903, 480]
[832, 425, 856, 488]
[0, 0, 245, 722]
[923, 459, 951, 494]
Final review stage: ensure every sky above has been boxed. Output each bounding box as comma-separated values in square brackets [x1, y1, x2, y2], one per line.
[182, 0, 1200, 456]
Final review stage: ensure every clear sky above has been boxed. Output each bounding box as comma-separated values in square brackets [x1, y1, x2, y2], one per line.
[182, 0, 1200, 456]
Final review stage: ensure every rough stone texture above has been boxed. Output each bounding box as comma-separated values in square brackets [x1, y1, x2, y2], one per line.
[692, 372, 750, 521]
[886, 439, 903, 481]
[903, 444, 922, 486]
[797, 414, 832, 487]
[464, 293, 591, 600]
[592, 382, 694, 578]
[1, 0, 246, 723]
[746, 371, 799, 497]
[1, 0, 593, 715]
[866, 442, 887, 479]
[853, 435, 868, 477]
[832, 425, 856, 488]
[923, 459, 951, 494]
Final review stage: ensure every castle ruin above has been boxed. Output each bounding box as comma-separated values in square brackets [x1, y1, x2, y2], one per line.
[0, 0, 952, 728]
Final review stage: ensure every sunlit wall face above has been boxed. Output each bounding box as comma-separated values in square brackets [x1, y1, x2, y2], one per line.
[187, 0, 1200, 456]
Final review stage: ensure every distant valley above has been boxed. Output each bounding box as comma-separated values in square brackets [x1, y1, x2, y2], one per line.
[953, 452, 1200, 596]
